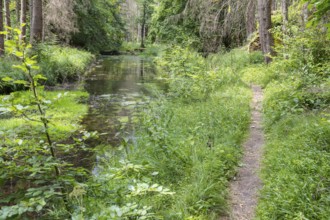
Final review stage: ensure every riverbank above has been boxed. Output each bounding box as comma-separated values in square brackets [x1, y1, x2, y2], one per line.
[0, 44, 94, 94]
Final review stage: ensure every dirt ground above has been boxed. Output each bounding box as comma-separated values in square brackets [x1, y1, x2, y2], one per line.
[222, 85, 264, 220]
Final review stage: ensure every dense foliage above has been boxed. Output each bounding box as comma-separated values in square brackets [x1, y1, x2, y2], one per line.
[71, 0, 125, 52]
[149, 0, 249, 53]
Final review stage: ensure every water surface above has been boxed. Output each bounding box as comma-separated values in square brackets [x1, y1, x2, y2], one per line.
[82, 55, 162, 146]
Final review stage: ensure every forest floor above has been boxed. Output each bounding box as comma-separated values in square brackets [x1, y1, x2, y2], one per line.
[223, 85, 264, 220]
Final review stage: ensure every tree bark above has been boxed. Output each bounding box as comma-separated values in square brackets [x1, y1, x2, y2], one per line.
[140, 2, 146, 48]
[5, 0, 11, 40]
[246, 0, 256, 39]
[272, 0, 277, 11]
[0, 0, 4, 56]
[16, 0, 21, 23]
[20, 0, 27, 42]
[281, 0, 288, 33]
[258, 0, 275, 63]
[30, 0, 33, 29]
[30, 0, 43, 44]
[5, 0, 11, 28]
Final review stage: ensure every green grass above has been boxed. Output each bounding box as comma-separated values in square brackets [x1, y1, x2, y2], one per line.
[0, 44, 94, 94]
[256, 114, 330, 220]
[38, 44, 95, 85]
[0, 90, 89, 141]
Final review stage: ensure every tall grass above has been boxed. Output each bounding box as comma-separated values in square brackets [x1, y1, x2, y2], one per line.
[37, 44, 95, 85]
[0, 44, 94, 94]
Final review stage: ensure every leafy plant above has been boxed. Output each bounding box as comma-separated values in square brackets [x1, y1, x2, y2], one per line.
[0, 27, 92, 219]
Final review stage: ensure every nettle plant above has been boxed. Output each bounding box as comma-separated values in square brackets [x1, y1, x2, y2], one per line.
[0, 27, 94, 219]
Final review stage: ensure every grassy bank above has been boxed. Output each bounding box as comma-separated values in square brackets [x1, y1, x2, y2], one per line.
[0, 90, 89, 140]
[0, 44, 94, 94]
[72, 47, 263, 219]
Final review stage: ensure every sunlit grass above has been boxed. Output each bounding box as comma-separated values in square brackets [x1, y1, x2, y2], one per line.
[0, 90, 88, 141]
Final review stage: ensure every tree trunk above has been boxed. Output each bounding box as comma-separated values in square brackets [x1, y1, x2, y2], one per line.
[5, 0, 11, 27]
[272, 0, 277, 11]
[20, 0, 27, 42]
[30, 0, 33, 29]
[258, 0, 275, 63]
[16, 0, 21, 23]
[281, 0, 288, 33]
[0, 0, 5, 56]
[246, 0, 256, 39]
[30, 0, 43, 44]
[5, 0, 11, 40]
[140, 3, 146, 48]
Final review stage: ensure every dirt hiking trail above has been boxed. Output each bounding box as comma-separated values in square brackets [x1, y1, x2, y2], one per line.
[222, 85, 264, 220]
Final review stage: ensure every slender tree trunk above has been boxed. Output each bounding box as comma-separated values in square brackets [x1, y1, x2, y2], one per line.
[140, 3, 146, 48]
[5, 0, 11, 40]
[5, 0, 11, 29]
[30, 0, 43, 44]
[258, 0, 275, 63]
[0, 0, 5, 56]
[30, 0, 33, 29]
[16, 0, 21, 23]
[281, 0, 288, 33]
[246, 0, 256, 39]
[20, 0, 27, 42]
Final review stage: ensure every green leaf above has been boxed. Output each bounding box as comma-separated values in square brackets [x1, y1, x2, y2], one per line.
[2, 77, 13, 82]
[13, 65, 28, 72]
[14, 51, 24, 58]
[13, 80, 28, 85]
[34, 74, 47, 80]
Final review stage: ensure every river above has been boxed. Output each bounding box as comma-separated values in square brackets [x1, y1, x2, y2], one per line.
[82, 55, 163, 147]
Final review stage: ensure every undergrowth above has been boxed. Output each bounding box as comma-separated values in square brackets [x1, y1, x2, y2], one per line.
[0, 44, 94, 94]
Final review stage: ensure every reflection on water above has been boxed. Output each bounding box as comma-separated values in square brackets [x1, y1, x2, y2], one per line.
[82, 55, 162, 146]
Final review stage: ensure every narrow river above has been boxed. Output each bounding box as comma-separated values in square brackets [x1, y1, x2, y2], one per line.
[82, 55, 163, 147]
